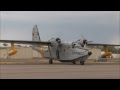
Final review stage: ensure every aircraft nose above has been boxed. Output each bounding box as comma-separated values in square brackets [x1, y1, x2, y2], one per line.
[88, 51, 92, 56]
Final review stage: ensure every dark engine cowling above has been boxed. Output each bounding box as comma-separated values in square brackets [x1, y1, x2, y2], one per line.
[75, 39, 88, 47]
[56, 38, 61, 43]
[83, 39, 87, 45]
[56, 38, 61, 46]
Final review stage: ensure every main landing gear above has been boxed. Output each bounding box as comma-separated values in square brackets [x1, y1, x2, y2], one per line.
[49, 58, 53, 64]
[80, 61, 85, 65]
[72, 60, 85, 65]
[72, 61, 76, 64]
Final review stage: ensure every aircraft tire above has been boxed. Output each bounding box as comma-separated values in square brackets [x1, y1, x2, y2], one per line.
[49, 59, 53, 64]
[80, 61, 84, 65]
[72, 61, 76, 64]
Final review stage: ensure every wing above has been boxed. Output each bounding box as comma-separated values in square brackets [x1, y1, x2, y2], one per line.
[0, 40, 51, 46]
[87, 43, 120, 46]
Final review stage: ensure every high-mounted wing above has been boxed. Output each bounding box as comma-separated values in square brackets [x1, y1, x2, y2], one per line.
[0, 40, 51, 56]
[0, 40, 51, 46]
[87, 43, 120, 46]
[87, 43, 120, 58]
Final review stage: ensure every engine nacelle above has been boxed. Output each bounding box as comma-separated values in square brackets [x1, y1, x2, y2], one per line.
[48, 38, 62, 47]
[74, 39, 85, 47]
[8, 49, 17, 56]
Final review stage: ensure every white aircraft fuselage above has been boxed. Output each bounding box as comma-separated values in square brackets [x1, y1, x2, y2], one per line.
[32, 38, 92, 64]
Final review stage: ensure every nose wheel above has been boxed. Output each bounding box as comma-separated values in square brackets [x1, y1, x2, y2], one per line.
[80, 61, 84, 65]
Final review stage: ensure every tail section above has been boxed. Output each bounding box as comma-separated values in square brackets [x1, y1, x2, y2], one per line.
[32, 25, 41, 41]
[32, 25, 44, 57]
[32, 25, 41, 50]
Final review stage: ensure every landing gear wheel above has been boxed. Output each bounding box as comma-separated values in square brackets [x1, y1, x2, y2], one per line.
[49, 59, 53, 64]
[80, 61, 84, 65]
[72, 61, 76, 64]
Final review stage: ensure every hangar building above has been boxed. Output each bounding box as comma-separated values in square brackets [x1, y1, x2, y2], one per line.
[0, 47, 41, 59]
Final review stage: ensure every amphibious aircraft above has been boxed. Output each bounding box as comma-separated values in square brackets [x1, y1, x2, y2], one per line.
[0, 25, 120, 65]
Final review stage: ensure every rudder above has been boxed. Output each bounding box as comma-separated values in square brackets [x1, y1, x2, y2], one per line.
[32, 25, 41, 41]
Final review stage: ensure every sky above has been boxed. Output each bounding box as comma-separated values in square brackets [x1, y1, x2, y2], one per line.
[0, 11, 120, 47]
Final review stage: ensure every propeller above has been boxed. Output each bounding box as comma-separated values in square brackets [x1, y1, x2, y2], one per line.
[81, 35, 93, 48]
[56, 38, 61, 46]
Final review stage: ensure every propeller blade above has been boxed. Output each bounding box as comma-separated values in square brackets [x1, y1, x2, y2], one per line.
[81, 34, 84, 40]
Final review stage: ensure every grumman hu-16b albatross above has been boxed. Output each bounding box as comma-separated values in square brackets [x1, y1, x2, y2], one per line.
[0, 25, 120, 65]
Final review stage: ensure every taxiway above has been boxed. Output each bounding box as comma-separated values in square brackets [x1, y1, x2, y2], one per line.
[0, 64, 119, 79]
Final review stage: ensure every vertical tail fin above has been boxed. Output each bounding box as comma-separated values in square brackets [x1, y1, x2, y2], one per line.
[32, 25, 44, 57]
[32, 25, 41, 41]
[32, 25, 40, 49]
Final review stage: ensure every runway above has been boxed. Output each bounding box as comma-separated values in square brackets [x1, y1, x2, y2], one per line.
[0, 64, 120, 79]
